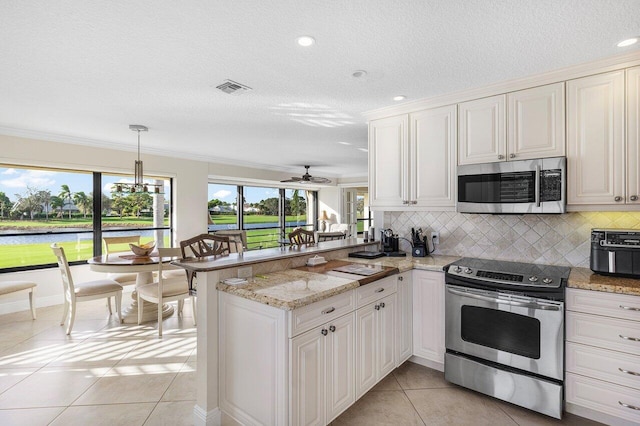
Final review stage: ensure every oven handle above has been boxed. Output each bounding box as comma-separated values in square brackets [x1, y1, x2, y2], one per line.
[447, 287, 561, 311]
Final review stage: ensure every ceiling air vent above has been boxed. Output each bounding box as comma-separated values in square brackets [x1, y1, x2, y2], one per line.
[216, 79, 252, 95]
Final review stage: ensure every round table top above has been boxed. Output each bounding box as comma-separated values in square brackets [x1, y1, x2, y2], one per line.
[87, 252, 175, 273]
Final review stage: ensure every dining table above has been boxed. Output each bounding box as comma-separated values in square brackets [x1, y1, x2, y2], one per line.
[87, 252, 177, 324]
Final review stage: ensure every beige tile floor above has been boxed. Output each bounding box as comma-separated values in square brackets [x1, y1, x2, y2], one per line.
[0, 296, 602, 426]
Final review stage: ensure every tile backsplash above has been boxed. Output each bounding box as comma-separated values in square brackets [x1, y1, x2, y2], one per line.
[385, 211, 640, 268]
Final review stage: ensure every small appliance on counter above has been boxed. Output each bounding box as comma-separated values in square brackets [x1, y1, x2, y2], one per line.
[381, 228, 406, 257]
[410, 227, 431, 257]
[590, 228, 640, 278]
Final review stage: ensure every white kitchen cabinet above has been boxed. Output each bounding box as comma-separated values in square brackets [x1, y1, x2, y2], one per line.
[355, 293, 397, 399]
[368, 105, 456, 210]
[411, 270, 445, 370]
[458, 83, 565, 165]
[458, 94, 506, 165]
[627, 66, 640, 205]
[291, 312, 356, 425]
[396, 272, 413, 365]
[368, 114, 409, 207]
[566, 70, 627, 206]
[565, 288, 640, 424]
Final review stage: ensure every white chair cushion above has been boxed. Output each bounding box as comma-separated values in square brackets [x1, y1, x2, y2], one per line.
[75, 279, 122, 297]
[0, 280, 37, 295]
[109, 273, 138, 284]
[137, 278, 189, 299]
[161, 269, 187, 279]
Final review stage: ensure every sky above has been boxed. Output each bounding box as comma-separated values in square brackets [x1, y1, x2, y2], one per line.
[208, 184, 299, 204]
[0, 167, 170, 202]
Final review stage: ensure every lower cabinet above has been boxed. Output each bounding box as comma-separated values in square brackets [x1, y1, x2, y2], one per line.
[291, 312, 355, 425]
[396, 271, 413, 365]
[355, 293, 397, 399]
[411, 270, 445, 369]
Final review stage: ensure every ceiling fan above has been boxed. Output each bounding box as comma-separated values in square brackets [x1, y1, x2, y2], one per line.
[280, 165, 331, 184]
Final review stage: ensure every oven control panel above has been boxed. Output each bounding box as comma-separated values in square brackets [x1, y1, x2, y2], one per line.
[446, 258, 567, 289]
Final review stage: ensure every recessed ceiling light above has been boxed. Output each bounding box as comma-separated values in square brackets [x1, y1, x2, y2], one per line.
[617, 37, 638, 47]
[393, 95, 406, 101]
[358, 148, 368, 153]
[296, 36, 315, 47]
[352, 70, 367, 78]
[338, 141, 351, 145]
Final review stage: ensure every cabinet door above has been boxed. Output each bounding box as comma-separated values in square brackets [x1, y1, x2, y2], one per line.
[369, 115, 409, 207]
[291, 327, 325, 426]
[378, 294, 397, 378]
[410, 105, 457, 207]
[396, 273, 413, 365]
[628, 66, 640, 205]
[567, 70, 625, 205]
[325, 313, 355, 423]
[507, 82, 565, 160]
[355, 303, 376, 399]
[458, 94, 506, 165]
[412, 270, 445, 367]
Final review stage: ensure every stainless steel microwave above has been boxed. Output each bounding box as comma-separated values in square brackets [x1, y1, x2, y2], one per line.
[457, 157, 566, 214]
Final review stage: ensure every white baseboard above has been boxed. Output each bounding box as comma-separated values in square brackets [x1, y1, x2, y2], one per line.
[193, 405, 221, 426]
[565, 402, 635, 426]
[409, 355, 444, 372]
[0, 294, 61, 316]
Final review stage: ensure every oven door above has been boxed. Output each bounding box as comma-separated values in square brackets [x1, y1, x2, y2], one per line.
[445, 284, 564, 380]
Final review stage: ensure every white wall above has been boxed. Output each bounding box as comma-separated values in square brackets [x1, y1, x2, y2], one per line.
[318, 186, 341, 229]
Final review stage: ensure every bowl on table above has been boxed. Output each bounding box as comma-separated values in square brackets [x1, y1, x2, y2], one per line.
[129, 241, 156, 257]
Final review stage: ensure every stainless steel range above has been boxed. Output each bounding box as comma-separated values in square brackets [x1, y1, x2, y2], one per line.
[444, 258, 570, 419]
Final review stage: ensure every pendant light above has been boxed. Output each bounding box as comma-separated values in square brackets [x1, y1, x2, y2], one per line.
[113, 125, 162, 194]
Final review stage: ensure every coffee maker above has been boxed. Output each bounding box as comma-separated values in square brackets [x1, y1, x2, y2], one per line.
[381, 229, 406, 257]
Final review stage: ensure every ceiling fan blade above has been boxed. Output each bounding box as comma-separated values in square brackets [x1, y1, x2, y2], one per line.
[309, 176, 331, 184]
[280, 166, 331, 184]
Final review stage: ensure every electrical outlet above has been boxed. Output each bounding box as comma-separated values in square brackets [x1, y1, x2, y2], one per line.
[238, 266, 253, 279]
[431, 231, 440, 245]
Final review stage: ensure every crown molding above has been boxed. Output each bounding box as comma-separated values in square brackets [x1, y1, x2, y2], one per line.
[364, 51, 640, 120]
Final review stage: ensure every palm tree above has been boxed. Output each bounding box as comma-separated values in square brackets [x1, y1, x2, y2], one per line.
[59, 184, 73, 219]
[0, 192, 11, 219]
[36, 190, 52, 220]
[50, 196, 64, 218]
[73, 191, 90, 218]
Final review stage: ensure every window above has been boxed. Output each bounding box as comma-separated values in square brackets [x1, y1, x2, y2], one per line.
[208, 183, 317, 250]
[356, 190, 372, 235]
[0, 165, 172, 272]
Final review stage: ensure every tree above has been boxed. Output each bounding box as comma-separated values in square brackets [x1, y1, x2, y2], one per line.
[11, 186, 42, 220]
[72, 191, 90, 218]
[59, 184, 73, 219]
[36, 190, 52, 220]
[0, 192, 12, 219]
[50, 196, 64, 218]
[100, 192, 112, 215]
[259, 197, 280, 216]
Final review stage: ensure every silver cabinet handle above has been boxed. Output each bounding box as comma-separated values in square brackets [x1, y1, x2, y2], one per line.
[321, 328, 328, 336]
[375, 288, 385, 293]
[509, 153, 516, 159]
[447, 287, 561, 311]
[411, 200, 418, 204]
[535, 164, 541, 208]
[631, 195, 639, 201]
[374, 304, 380, 310]
[619, 334, 640, 342]
[620, 305, 640, 311]
[498, 155, 505, 160]
[402, 200, 409, 205]
[329, 325, 336, 333]
[615, 196, 623, 202]
[321, 307, 335, 314]
[618, 367, 640, 376]
[618, 401, 640, 411]
[379, 302, 385, 308]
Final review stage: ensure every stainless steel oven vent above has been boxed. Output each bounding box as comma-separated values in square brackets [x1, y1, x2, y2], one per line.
[216, 79, 252, 95]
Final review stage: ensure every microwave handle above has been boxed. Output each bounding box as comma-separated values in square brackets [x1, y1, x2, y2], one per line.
[535, 165, 541, 207]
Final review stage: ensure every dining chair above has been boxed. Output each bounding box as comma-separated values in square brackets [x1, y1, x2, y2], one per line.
[317, 231, 347, 242]
[180, 234, 232, 296]
[51, 243, 123, 335]
[288, 228, 316, 245]
[0, 280, 37, 319]
[102, 235, 142, 286]
[137, 247, 195, 337]
[212, 230, 247, 253]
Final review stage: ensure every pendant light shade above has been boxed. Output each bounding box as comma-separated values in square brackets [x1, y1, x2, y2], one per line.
[112, 125, 163, 194]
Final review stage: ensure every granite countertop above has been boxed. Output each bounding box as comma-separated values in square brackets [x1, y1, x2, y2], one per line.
[568, 267, 640, 297]
[344, 254, 460, 273]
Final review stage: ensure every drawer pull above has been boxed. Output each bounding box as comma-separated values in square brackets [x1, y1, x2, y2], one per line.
[618, 401, 640, 411]
[379, 302, 385, 309]
[321, 307, 335, 315]
[329, 325, 336, 333]
[375, 288, 385, 293]
[618, 367, 640, 376]
[374, 304, 380, 311]
[321, 328, 328, 336]
[620, 305, 640, 312]
[619, 334, 640, 342]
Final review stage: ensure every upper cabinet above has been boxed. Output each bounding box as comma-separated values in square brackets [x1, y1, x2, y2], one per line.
[458, 83, 565, 165]
[566, 70, 631, 206]
[369, 105, 456, 210]
[627, 66, 640, 206]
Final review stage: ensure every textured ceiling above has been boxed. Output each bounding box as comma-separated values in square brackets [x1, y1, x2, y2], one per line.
[1, 0, 639, 179]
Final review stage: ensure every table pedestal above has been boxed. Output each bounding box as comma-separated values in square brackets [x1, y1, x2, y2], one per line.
[120, 292, 175, 324]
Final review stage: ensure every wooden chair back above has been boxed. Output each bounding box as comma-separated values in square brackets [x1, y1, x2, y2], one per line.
[317, 231, 347, 242]
[103, 235, 141, 255]
[212, 230, 247, 253]
[288, 228, 316, 245]
[180, 234, 231, 259]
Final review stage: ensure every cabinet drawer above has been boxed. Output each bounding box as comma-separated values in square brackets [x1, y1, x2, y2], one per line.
[289, 290, 355, 338]
[566, 373, 640, 424]
[566, 342, 640, 391]
[567, 288, 640, 321]
[566, 311, 640, 356]
[356, 276, 397, 308]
